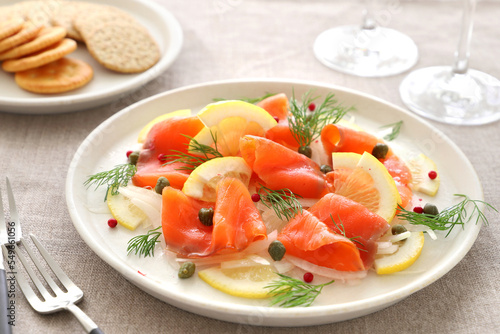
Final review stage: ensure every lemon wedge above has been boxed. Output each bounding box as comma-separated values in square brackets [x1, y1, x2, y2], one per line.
[182, 156, 252, 202]
[332, 152, 401, 222]
[198, 263, 278, 299]
[106, 190, 146, 230]
[192, 100, 277, 156]
[137, 109, 191, 143]
[408, 153, 440, 196]
[375, 231, 425, 274]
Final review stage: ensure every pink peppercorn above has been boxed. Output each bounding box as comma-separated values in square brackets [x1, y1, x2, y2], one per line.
[251, 194, 261, 202]
[126, 150, 133, 158]
[158, 153, 166, 161]
[273, 116, 280, 123]
[308, 103, 316, 111]
[108, 218, 118, 228]
[428, 171, 438, 180]
[303, 272, 314, 283]
[413, 206, 424, 214]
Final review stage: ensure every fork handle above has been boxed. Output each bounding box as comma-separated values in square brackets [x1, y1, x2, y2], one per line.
[66, 303, 104, 333]
[0, 269, 13, 334]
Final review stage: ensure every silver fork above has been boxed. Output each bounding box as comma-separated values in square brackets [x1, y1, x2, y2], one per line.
[0, 178, 104, 333]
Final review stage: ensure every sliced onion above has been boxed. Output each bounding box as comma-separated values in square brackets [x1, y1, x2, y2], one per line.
[285, 255, 368, 281]
[220, 255, 270, 269]
[376, 244, 399, 255]
[388, 231, 411, 243]
[271, 258, 295, 274]
[408, 225, 437, 240]
[118, 185, 162, 227]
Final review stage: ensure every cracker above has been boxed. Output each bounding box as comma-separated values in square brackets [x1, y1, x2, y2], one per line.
[85, 23, 160, 73]
[0, 17, 25, 41]
[15, 57, 93, 94]
[0, 22, 42, 53]
[73, 5, 137, 42]
[0, 26, 66, 61]
[51, 1, 90, 42]
[2, 38, 77, 72]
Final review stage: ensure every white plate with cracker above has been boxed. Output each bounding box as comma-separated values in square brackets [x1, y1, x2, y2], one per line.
[0, 0, 183, 114]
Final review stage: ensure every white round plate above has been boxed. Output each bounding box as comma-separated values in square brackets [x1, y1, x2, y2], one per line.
[66, 79, 484, 326]
[0, 0, 182, 114]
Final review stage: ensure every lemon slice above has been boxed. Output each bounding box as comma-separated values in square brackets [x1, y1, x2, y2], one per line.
[198, 263, 278, 299]
[375, 231, 425, 274]
[106, 190, 147, 230]
[182, 156, 252, 202]
[137, 109, 191, 143]
[192, 100, 277, 156]
[408, 153, 440, 196]
[332, 152, 401, 222]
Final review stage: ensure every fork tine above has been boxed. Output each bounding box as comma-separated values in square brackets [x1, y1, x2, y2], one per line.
[5, 178, 21, 242]
[13, 241, 54, 302]
[30, 235, 80, 292]
[1, 245, 44, 312]
[20, 238, 64, 295]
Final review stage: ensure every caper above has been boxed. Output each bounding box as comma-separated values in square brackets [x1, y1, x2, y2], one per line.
[154, 177, 170, 194]
[178, 262, 196, 279]
[128, 151, 140, 165]
[391, 224, 407, 235]
[423, 203, 439, 216]
[298, 146, 312, 158]
[371, 143, 389, 160]
[198, 207, 214, 226]
[320, 164, 333, 174]
[268, 240, 286, 261]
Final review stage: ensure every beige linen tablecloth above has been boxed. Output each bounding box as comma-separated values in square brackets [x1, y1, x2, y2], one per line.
[1, 0, 499, 333]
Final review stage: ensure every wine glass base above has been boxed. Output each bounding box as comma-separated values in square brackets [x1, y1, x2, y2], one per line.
[400, 66, 500, 125]
[313, 25, 418, 77]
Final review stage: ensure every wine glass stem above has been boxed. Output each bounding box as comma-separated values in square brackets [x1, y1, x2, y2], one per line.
[453, 0, 477, 74]
[362, 0, 376, 30]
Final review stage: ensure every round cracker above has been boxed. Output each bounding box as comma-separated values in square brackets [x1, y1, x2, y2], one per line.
[73, 5, 137, 42]
[0, 26, 66, 61]
[2, 38, 77, 72]
[51, 1, 90, 42]
[0, 22, 42, 53]
[15, 57, 93, 94]
[85, 23, 160, 73]
[0, 17, 25, 40]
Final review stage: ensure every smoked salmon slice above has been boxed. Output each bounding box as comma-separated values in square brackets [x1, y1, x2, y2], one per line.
[239, 135, 327, 198]
[321, 124, 392, 158]
[308, 193, 390, 269]
[132, 116, 204, 189]
[278, 210, 364, 272]
[162, 177, 267, 258]
[256, 93, 289, 121]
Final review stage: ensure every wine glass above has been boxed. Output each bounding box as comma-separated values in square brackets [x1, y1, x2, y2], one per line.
[313, 0, 418, 77]
[399, 0, 500, 125]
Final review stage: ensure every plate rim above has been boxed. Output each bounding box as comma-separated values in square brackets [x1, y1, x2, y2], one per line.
[65, 78, 484, 326]
[0, 0, 183, 114]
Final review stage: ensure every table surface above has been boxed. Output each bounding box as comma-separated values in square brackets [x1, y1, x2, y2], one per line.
[1, 0, 499, 333]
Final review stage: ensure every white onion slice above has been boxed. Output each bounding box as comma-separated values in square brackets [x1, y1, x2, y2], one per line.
[376, 244, 399, 255]
[408, 225, 438, 240]
[271, 258, 295, 274]
[118, 185, 162, 227]
[285, 255, 368, 281]
[220, 255, 270, 269]
[388, 231, 412, 243]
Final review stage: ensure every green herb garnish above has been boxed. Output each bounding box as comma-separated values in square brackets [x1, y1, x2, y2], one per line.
[329, 214, 367, 252]
[265, 274, 334, 307]
[397, 194, 497, 237]
[382, 120, 403, 141]
[258, 185, 303, 221]
[163, 132, 223, 171]
[127, 226, 163, 257]
[84, 163, 137, 200]
[288, 90, 350, 148]
[213, 92, 276, 104]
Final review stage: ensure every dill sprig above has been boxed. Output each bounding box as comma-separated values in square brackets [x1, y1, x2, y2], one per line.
[127, 226, 163, 257]
[213, 92, 276, 104]
[288, 90, 350, 148]
[329, 214, 367, 252]
[382, 120, 403, 141]
[258, 185, 303, 221]
[265, 273, 334, 307]
[84, 163, 137, 200]
[397, 194, 497, 237]
[163, 132, 223, 171]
